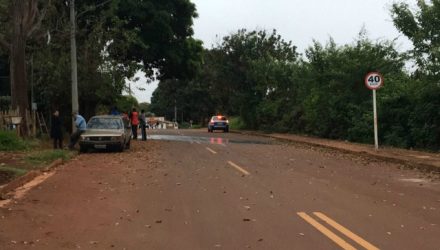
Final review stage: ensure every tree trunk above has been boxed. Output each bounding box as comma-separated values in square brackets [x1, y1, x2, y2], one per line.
[10, 0, 29, 136]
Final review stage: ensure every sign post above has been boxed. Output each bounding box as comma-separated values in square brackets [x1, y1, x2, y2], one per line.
[365, 72, 384, 150]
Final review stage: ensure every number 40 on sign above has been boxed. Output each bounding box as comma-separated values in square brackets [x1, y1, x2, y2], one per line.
[365, 72, 384, 90]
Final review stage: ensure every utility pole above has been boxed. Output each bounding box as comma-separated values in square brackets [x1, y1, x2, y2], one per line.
[174, 99, 177, 123]
[30, 54, 36, 136]
[70, 0, 79, 131]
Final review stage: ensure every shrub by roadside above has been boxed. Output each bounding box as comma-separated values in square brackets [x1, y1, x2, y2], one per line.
[0, 131, 28, 151]
[229, 117, 246, 130]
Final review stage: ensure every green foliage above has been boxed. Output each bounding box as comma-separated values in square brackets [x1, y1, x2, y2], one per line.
[0, 96, 10, 110]
[116, 95, 139, 113]
[0, 166, 27, 178]
[139, 102, 150, 112]
[191, 124, 202, 129]
[179, 122, 191, 129]
[392, 0, 440, 78]
[0, 131, 28, 151]
[26, 150, 73, 165]
[109, 0, 203, 80]
[151, 26, 440, 150]
[229, 117, 246, 130]
[0, 0, 202, 130]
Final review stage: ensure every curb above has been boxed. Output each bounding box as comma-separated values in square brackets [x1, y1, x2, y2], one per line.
[0, 158, 64, 198]
[232, 130, 440, 173]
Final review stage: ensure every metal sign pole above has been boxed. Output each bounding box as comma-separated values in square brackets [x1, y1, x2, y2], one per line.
[373, 89, 379, 150]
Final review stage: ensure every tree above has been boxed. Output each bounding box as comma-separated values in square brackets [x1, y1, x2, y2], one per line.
[0, 0, 50, 134]
[391, 0, 440, 78]
[116, 95, 139, 114]
[391, 0, 440, 149]
[108, 0, 203, 81]
[216, 29, 298, 128]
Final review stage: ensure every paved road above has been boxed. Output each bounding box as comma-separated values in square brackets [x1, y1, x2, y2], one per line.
[0, 129, 439, 249]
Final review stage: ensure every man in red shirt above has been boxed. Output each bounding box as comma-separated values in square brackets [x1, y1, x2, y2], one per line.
[129, 108, 139, 140]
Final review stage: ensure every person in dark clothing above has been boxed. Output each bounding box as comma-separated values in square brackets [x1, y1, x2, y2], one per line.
[139, 109, 147, 141]
[50, 110, 63, 149]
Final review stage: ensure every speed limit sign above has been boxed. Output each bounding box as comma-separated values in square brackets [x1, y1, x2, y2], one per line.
[364, 71, 384, 150]
[365, 72, 384, 90]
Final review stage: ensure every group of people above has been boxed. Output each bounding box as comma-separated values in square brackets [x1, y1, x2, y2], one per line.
[50, 110, 87, 150]
[127, 108, 148, 141]
[49, 107, 148, 150]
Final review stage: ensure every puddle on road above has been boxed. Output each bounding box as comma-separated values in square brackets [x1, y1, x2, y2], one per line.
[147, 134, 274, 145]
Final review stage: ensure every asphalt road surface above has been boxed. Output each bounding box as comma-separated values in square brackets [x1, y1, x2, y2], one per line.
[0, 129, 439, 250]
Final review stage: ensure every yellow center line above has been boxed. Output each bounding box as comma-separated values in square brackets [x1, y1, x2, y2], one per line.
[227, 161, 250, 176]
[297, 212, 357, 250]
[314, 212, 380, 250]
[206, 147, 217, 154]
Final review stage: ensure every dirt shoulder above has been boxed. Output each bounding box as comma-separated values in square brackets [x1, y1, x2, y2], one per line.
[233, 130, 440, 173]
[0, 150, 75, 188]
[0, 140, 161, 249]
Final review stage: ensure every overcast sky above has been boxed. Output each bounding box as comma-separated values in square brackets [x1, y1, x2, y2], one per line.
[131, 0, 414, 103]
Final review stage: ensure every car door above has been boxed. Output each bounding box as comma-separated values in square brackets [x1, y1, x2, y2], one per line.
[123, 119, 132, 142]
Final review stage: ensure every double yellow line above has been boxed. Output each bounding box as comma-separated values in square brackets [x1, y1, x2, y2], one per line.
[297, 212, 379, 250]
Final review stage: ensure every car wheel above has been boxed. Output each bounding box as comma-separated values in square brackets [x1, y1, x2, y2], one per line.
[79, 146, 87, 153]
[118, 143, 124, 152]
[225, 128, 229, 133]
[126, 139, 131, 149]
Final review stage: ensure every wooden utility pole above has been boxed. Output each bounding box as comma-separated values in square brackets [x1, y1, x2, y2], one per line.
[70, 0, 79, 131]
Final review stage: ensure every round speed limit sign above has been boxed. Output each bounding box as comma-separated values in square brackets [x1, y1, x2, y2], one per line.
[365, 72, 384, 90]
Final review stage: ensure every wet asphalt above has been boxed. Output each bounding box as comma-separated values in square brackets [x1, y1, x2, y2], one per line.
[0, 129, 439, 250]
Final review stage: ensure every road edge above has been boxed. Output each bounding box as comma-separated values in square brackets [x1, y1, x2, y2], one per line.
[231, 130, 440, 173]
[0, 158, 64, 198]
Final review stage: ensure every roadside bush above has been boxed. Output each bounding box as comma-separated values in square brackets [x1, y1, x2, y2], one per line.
[229, 116, 246, 130]
[179, 122, 191, 129]
[0, 131, 28, 151]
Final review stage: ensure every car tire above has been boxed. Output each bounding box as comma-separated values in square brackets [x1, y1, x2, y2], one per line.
[79, 146, 87, 153]
[225, 127, 229, 133]
[126, 139, 131, 149]
[118, 143, 124, 152]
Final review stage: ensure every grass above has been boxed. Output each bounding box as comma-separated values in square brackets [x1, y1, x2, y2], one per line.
[0, 165, 28, 177]
[26, 150, 74, 166]
[0, 131, 28, 151]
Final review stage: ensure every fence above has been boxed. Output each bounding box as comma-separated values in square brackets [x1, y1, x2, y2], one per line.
[0, 108, 38, 137]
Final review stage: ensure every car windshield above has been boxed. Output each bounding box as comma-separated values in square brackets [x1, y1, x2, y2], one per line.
[212, 116, 227, 121]
[87, 118, 123, 129]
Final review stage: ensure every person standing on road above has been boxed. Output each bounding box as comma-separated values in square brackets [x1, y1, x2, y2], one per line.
[139, 109, 147, 141]
[129, 108, 139, 140]
[50, 110, 63, 149]
[68, 112, 87, 150]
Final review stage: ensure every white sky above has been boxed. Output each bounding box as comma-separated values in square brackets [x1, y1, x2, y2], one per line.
[131, 0, 414, 103]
